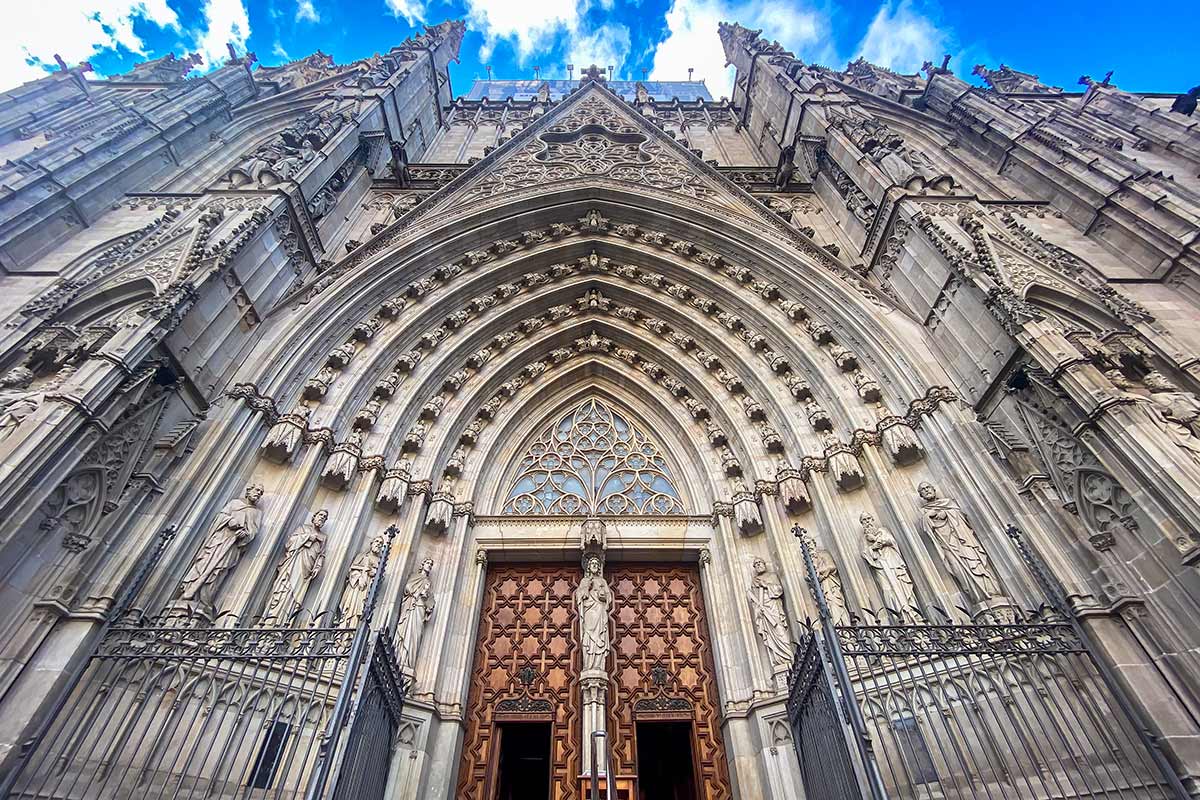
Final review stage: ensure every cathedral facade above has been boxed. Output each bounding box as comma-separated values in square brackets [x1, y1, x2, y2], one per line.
[0, 17, 1199, 800]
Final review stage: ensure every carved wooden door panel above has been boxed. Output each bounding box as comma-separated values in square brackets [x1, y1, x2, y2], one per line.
[607, 564, 731, 799]
[455, 564, 582, 800]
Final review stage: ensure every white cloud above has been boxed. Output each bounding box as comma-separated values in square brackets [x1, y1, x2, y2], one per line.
[650, 0, 825, 99]
[295, 0, 319, 23]
[854, 1, 947, 74]
[463, 0, 582, 64]
[272, 40, 291, 60]
[193, 0, 252, 69]
[565, 23, 631, 77]
[385, 0, 427, 26]
[0, 0, 181, 89]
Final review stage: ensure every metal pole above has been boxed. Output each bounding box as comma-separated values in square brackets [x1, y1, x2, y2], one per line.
[1006, 524, 1191, 800]
[306, 525, 398, 800]
[794, 526, 891, 800]
[0, 525, 176, 796]
[589, 732, 601, 800]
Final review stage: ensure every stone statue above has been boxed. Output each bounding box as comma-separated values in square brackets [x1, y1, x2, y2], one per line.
[917, 483, 1005, 603]
[860, 511, 919, 621]
[337, 533, 388, 629]
[575, 555, 612, 673]
[802, 532, 850, 624]
[1109, 370, 1200, 463]
[178, 485, 265, 611]
[396, 557, 435, 673]
[262, 509, 328, 622]
[748, 557, 792, 671]
[1144, 371, 1200, 442]
[0, 367, 41, 441]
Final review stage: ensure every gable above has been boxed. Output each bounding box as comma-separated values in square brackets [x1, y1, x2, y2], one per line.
[421, 82, 769, 219]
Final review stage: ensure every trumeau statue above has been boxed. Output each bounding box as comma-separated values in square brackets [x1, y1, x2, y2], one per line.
[262, 509, 328, 622]
[396, 557, 435, 674]
[748, 557, 792, 670]
[917, 482, 1006, 604]
[860, 511, 920, 622]
[575, 555, 613, 674]
[337, 533, 388, 629]
[178, 485, 265, 613]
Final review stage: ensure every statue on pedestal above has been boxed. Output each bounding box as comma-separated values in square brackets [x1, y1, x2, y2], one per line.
[177, 484, 265, 615]
[918, 483, 1006, 605]
[575, 555, 612, 673]
[396, 558, 435, 674]
[337, 533, 389, 629]
[262, 509, 328, 622]
[860, 511, 920, 622]
[748, 558, 792, 674]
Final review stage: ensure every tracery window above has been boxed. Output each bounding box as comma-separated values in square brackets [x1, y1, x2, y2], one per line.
[502, 397, 685, 515]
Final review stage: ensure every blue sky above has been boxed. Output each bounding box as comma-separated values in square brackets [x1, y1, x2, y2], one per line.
[2, 0, 1195, 99]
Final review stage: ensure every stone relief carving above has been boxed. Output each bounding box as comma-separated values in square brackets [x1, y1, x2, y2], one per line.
[262, 509, 327, 622]
[0, 367, 43, 440]
[396, 557, 435, 674]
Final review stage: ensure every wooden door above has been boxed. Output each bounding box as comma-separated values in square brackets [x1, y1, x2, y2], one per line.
[607, 564, 731, 800]
[455, 565, 582, 800]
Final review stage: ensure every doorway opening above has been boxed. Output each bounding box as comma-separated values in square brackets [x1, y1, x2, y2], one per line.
[493, 721, 551, 800]
[635, 720, 698, 800]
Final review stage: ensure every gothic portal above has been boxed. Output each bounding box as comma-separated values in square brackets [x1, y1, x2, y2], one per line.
[1, 16, 1200, 800]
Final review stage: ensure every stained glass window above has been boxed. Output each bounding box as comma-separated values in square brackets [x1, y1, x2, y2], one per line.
[502, 398, 685, 515]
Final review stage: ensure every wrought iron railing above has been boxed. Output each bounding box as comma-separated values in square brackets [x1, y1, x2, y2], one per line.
[787, 630, 863, 800]
[789, 525, 1190, 800]
[2, 525, 404, 800]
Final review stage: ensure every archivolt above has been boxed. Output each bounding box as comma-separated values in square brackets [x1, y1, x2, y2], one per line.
[250, 188, 941, 402]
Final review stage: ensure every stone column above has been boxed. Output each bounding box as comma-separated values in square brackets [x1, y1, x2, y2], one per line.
[576, 522, 611, 781]
[580, 672, 608, 779]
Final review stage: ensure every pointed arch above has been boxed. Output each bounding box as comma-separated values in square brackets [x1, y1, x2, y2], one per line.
[500, 395, 686, 515]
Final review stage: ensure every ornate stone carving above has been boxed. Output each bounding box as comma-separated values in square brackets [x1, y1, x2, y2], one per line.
[860, 511, 919, 622]
[396, 558, 435, 675]
[175, 485, 264, 618]
[262, 403, 310, 463]
[262, 510, 327, 623]
[322, 429, 364, 490]
[337, 532, 388, 629]
[776, 464, 811, 514]
[0, 367, 47, 441]
[376, 466, 411, 514]
[748, 557, 792, 685]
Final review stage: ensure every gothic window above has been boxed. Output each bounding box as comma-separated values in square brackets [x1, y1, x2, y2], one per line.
[502, 397, 685, 515]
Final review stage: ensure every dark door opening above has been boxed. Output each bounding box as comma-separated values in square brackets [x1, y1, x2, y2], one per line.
[636, 720, 698, 800]
[493, 722, 551, 800]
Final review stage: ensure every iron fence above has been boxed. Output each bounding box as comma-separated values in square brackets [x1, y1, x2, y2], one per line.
[787, 630, 863, 800]
[2, 525, 404, 800]
[789, 525, 1190, 800]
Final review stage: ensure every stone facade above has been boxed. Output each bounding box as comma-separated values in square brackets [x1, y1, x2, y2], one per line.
[1, 16, 1199, 799]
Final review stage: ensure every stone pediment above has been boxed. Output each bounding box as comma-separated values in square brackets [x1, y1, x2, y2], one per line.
[420, 82, 767, 218]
